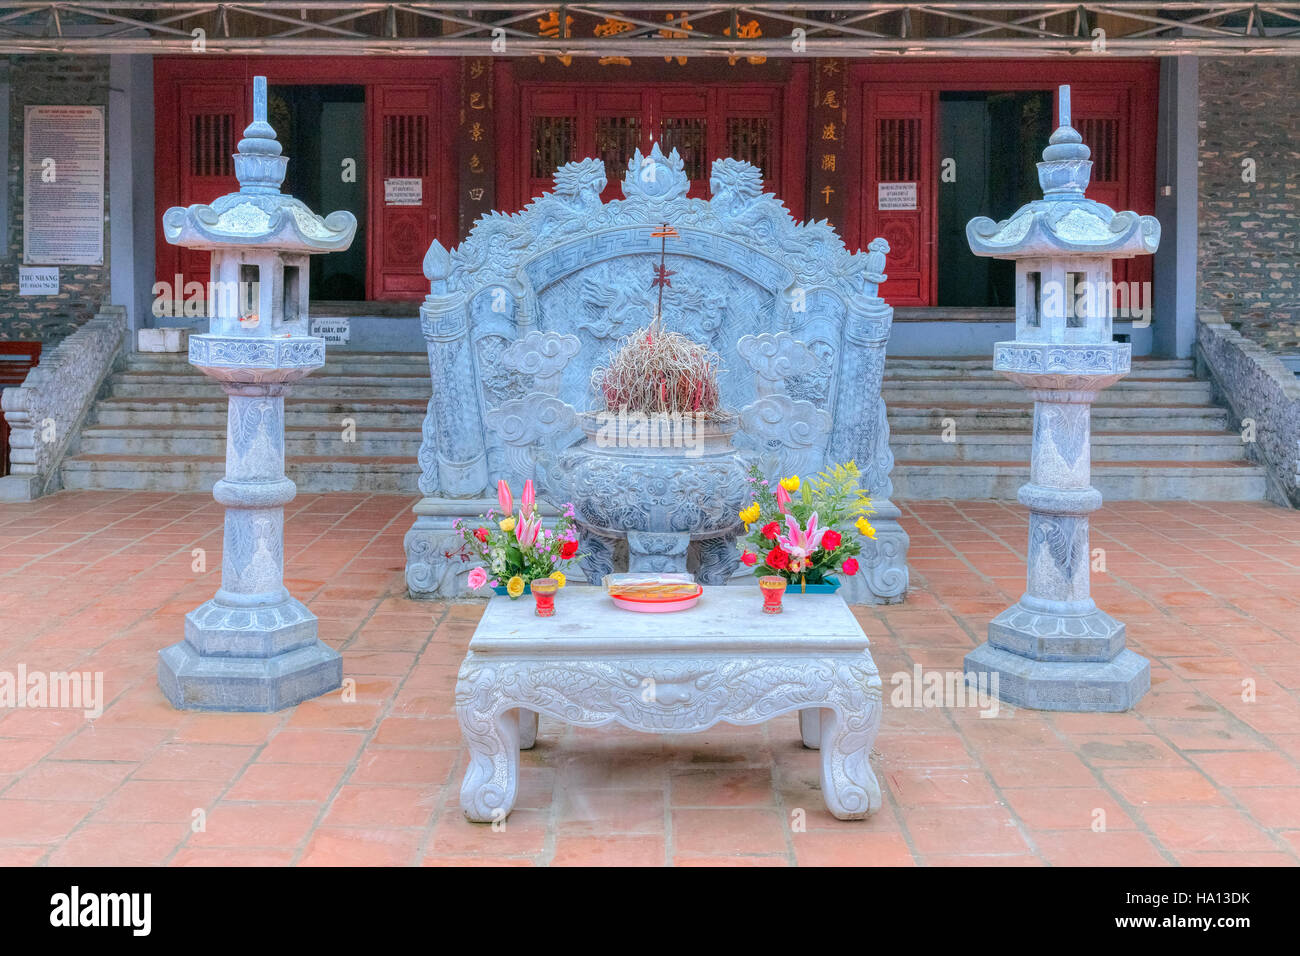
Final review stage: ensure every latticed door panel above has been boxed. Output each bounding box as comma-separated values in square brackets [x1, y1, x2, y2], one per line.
[862, 90, 934, 306]
[370, 85, 441, 299]
[176, 83, 245, 291]
[521, 83, 786, 206]
[1071, 87, 1149, 295]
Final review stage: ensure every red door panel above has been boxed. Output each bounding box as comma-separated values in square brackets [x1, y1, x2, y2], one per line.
[1071, 87, 1150, 294]
[862, 90, 934, 306]
[176, 83, 245, 292]
[370, 85, 441, 299]
[519, 83, 789, 207]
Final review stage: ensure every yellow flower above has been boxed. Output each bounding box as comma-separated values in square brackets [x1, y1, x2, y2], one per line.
[499, 516, 516, 533]
[553, 571, 566, 588]
[739, 502, 761, 525]
[780, 475, 800, 492]
[856, 517, 877, 539]
[506, 575, 525, 598]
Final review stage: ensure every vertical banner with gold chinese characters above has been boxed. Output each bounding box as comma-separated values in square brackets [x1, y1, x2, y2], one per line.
[459, 57, 495, 238]
[808, 59, 847, 232]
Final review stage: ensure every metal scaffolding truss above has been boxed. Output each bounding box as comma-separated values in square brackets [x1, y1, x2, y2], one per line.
[1, 2, 1299, 56]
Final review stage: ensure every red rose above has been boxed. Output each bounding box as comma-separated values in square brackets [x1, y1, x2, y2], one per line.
[740, 550, 758, 566]
[766, 547, 790, 570]
[473, 527, 489, 543]
[560, 539, 579, 559]
[822, 529, 841, 550]
[842, 557, 859, 576]
[761, 521, 780, 540]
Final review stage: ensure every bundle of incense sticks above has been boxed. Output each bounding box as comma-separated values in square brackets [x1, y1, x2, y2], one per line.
[602, 573, 699, 598]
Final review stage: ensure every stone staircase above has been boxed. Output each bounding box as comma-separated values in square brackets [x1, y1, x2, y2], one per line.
[60, 350, 1266, 501]
[886, 355, 1268, 500]
[61, 351, 429, 493]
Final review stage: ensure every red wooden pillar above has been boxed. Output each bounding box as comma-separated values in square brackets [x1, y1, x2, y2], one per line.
[459, 57, 497, 239]
[808, 59, 848, 234]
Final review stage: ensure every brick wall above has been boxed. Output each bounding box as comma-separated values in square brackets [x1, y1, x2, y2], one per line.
[1198, 58, 1300, 353]
[1, 55, 111, 344]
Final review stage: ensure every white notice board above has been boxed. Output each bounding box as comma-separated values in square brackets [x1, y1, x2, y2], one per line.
[23, 105, 105, 265]
[384, 178, 422, 206]
[877, 182, 917, 211]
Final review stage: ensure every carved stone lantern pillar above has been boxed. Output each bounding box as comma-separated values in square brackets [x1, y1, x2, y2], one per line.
[157, 77, 357, 711]
[963, 86, 1160, 712]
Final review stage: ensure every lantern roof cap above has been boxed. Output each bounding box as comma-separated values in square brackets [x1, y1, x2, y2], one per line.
[162, 76, 356, 253]
[966, 85, 1159, 260]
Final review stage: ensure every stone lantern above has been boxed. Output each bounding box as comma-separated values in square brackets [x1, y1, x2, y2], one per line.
[963, 86, 1160, 712]
[157, 77, 357, 711]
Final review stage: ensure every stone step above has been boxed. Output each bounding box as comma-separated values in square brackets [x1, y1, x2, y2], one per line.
[882, 380, 1213, 405]
[125, 350, 429, 370]
[886, 403, 1230, 432]
[77, 426, 421, 457]
[889, 430, 1248, 463]
[891, 460, 1269, 501]
[91, 397, 427, 428]
[60, 454, 420, 493]
[886, 354, 1194, 376]
[105, 379, 430, 399]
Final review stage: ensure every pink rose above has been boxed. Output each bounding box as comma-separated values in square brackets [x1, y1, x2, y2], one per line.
[467, 567, 488, 590]
[842, 558, 859, 577]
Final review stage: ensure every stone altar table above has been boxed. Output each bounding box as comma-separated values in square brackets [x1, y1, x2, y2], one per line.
[454, 587, 883, 822]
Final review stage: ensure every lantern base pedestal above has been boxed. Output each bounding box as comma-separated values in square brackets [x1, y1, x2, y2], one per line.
[964, 642, 1150, 713]
[157, 598, 342, 712]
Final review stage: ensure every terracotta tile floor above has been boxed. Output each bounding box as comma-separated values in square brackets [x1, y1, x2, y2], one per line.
[1, 491, 1299, 866]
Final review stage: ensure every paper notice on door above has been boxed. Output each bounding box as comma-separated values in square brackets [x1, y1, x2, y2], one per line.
[384, 177, 422, 205]
[877, 182, 917, 211]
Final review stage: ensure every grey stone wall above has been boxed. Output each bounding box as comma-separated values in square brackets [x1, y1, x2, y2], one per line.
[1198, 58, 1300, 353]
[1196, 309, 1300, 507]
[1, 55, 111, 343]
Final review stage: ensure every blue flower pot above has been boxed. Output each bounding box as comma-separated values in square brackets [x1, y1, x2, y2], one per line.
[491, 581, 531, 596]
[793, 576, 840, 594]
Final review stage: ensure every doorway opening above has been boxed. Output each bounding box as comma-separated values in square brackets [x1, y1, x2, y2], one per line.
[936, 90, 1052, 308]
[269, 84, 367, 302]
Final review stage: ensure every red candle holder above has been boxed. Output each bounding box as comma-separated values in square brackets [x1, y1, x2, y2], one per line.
[531, 577, 558, 617]
[759, 575, 787, 614]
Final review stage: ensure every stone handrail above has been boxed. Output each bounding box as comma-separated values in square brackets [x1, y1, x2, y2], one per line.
[0, 306, 128, 501]
[1195, 308, 1300, 508]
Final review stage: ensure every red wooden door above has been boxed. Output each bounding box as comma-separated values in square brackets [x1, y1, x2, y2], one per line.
[1071, 87, 1150, 294]
[369, 85, 442, 300]
[519, 83, 788, 207]
[175, 83, 245, 292]
[861, 89, 934, 307]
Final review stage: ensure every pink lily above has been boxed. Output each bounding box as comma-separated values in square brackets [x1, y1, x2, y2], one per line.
[514, 510, 542, 549]
[522, 478, 535, 515]
[497, 479, 513, 516]
[775, 484, 792, 514]
[778, 512, 828, 569]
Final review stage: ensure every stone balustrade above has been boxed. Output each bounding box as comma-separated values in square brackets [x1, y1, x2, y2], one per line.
[1196, 308, 1300, 507]
[0, 305, 127, 501]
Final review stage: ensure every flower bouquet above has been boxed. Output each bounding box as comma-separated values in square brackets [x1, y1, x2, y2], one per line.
[737, 461, 876, 593]
[454, 479, 582, 599]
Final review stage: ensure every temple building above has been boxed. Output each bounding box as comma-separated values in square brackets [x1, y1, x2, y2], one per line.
[2, 4, 1298, 507]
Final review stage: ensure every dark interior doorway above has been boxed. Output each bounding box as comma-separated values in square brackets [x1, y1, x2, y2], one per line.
[937, 90, 1051, 308]
[270, 84, 367, 301]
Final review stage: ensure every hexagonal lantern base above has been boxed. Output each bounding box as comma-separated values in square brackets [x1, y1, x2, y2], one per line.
[964, 644, 1150, 712]
[966, 597, 1150, 712]
[157, 598, 342, 711]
